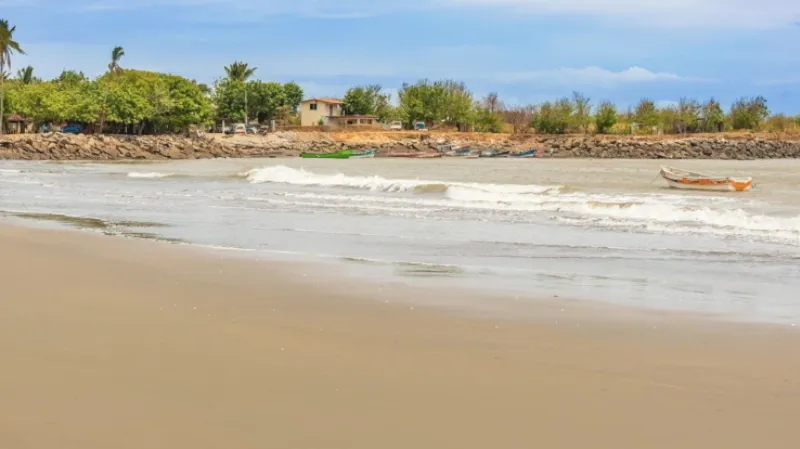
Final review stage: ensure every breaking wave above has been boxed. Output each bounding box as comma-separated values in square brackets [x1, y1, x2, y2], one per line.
[127, 172, 174, 179]
[242, 165, 562, 195]
[237, 166, 800, 244]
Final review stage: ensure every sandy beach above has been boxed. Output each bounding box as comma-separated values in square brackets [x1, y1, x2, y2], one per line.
[1, 224, 799, 449]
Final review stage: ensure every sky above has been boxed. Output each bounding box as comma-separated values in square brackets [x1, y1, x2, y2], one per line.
[3, 0, 800, 113]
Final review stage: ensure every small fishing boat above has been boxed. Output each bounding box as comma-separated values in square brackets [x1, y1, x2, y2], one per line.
[480, 150, 509, 158]
[465, 151, 481, 159]
[350, 149, 376, 158]
[448, 148, 472, 157]
[509, 149, 536, 158]
[659, 166, 753, 192]
[299, 149, 353, 159]
[390, 152, 442, 158]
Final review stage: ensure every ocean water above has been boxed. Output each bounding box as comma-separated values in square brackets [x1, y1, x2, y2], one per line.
[2, 157, 800, 323]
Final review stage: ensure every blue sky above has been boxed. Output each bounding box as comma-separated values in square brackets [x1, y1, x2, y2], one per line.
[3, 0, 800, 113]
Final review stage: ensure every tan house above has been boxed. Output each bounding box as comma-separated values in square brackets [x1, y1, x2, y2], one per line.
[328, 115, 379, 128]
[300, 98, 344, 127]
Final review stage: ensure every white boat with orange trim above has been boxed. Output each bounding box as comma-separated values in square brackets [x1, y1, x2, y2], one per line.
[659, 166, 753, 192]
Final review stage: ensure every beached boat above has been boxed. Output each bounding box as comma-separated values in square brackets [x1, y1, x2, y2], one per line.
[465, 152, 481, 159]
[509, 149, 536, 158]
[479, 150, 509, 158]
[299, 149, 353, 159]
[659, 166, 753, 192]
[448, 148, 472, 157]
[389, 152, 442, 158]
[351, 149, 376, 158]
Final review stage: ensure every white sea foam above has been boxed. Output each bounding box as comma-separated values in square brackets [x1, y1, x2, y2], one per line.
[239, 165, 800, 244]
[243, 165, 562, 195]
[0, 169, 22, 174]
[127, 172, 173, 179]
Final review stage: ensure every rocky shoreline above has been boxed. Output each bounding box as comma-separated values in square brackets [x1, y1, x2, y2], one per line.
[2, 132, 800, 160]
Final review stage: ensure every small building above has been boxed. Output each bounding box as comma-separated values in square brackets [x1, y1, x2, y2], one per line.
[300, 98, 344, 127]
[4, 114, 34, 134]
[328, 115, 380, 129]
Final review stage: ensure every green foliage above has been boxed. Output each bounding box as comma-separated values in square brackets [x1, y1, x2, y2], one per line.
[249, 81, 286, 122]
[57, 70, 89, 86]
[223, 61, 257, 82]
[398, 79, 473, 128]
[730, 96, 769, 130]
[594, 101, 618, 134]
[343, 84, 390, 119]
[9, 70, 212, 131]
[532, 98, 574, 134]
[474, 107, 504, 133]
[213, 77, 297, 123]
[764, 114, 797, 133]
[1, 18, 26, 134]
[571, 91, 591, 133]
[634, 99, 660, 130]
[15, 65, 39, 84]
[699, 98, 725, 132]
[282, 82, 303, 112]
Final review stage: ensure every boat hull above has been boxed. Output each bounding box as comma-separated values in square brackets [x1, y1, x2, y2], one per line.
[509, 149, 536, 158]
[389, 153, 442, 158]
[300, 149, 353, 159]
[660, 166, 753, 192]
[350, 150, 376, 158]
[662, 178, 753, 192]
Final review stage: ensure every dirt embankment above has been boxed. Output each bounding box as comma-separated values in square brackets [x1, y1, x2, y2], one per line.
[3, 131, 800, 160]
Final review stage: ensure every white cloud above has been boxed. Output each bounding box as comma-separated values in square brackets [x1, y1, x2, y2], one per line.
[496, 66, 697, 86]
[447, 0, 800, 28]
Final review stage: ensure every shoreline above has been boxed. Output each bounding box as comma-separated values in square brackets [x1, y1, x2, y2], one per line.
[2, 223, 800, 448]
[3, 131, 800, 160]
[5, 211, 798, 328]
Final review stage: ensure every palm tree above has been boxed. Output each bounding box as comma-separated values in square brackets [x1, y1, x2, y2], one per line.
[15, 65, 36, 84]
[1, 19, 26, 135]
[224, 61, 257, 125]
[98, 46, 125, 133]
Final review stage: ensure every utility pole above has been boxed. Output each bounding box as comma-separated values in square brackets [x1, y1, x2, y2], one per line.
[244, 83, 248, 127]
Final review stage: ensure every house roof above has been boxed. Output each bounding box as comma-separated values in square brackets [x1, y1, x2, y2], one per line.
[302, 98, 344, 105]
[7, 114, 31, 122]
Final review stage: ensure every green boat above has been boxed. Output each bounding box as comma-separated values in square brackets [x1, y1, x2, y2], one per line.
[299, 149, 353, 159]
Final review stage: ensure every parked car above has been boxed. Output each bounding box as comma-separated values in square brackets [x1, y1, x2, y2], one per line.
[246, 125, 259, 134]
[232, 123, 247, 134]
[388, 121, 403, 130]
[61, 124, 83, 134]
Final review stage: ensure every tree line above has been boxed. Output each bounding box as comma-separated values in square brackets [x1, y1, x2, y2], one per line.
[2, 18, 799, 135]
[342, 82, 799, 135]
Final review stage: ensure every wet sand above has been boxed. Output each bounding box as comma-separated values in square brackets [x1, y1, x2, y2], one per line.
[1, 224, 799, 449]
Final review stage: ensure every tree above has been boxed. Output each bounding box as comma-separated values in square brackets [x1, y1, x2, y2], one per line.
[1, 19, 26, 134]
[248, 81, 285, 123]
[482, 92, 503, 114]
[634, 98, 660, 131]
[730, 96, 769, 130]
[282, 82, 303, 112]
[57, 70, 88, 86]
[99, 46, 125, 132]
[474, 105, 504, 133]
[532, 98, 573, 134]
[15, 65, 38, 84]
[223, 61, 257, 124]
[503, 105, 534, 134]
[224, 61, 257, 82]
[699, 98, 725, 132]
[594, 101, 618, 134]
[571, 91, 591, 133]
[343, 84, 391, 120]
